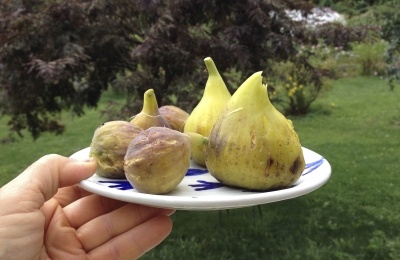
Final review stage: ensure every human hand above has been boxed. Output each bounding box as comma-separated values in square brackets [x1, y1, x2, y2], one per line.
[0, 154, 174, 260]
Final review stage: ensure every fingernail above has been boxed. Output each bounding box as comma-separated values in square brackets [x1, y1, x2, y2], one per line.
[166, 209, 176, 216]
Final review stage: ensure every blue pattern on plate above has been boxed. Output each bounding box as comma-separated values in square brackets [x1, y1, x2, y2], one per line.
[186, 168, 209, 176]
[98, 180, 133, 190]
[188, 180, 224, 191]
[303, 157, 324, 176]
[97, 158, 325, 191]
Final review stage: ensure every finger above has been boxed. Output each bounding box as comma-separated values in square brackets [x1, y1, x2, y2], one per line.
[77, 203, 174, 252]
[53, 185, 93, 207]
[88, 215, 172, 260]
[42, 201, 87, 259]
[34, 155, 97, 201]
[1, 154, 97, 210]
[63, 194, 128, 228]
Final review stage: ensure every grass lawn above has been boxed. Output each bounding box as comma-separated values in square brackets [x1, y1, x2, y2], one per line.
[1, 76, 399, 259]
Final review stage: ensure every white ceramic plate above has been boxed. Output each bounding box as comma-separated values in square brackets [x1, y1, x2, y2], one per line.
[71, 147, 331, 210]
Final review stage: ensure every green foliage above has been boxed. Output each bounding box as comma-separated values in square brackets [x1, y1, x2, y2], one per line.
[306, 40, 347, 76]
[381, 9, 400, 90]
[310, 22, 377, 49]
[0, 0, 142, 139]
[351, 40, 388, 76]
[1, 0, 363, 140]
[310, 0, 394, 17]
[107, 0, 316, 118]
[345, 5, 394, 27]
[268, 41, 334, 115]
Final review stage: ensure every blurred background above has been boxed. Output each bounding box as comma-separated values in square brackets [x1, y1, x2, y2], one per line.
[1, 0, 399, 259]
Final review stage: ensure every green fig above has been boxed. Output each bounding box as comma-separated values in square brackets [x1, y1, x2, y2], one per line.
[184, 57, 231, 166]
[159, 105, 189, 132]
[130, 89, 171, 130]
[205, 72, 305, 191]
[90, 121, 142, 178]
[124, 127, 207, 194]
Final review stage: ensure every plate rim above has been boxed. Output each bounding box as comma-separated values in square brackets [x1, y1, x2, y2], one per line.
[72, 147, 331, 210]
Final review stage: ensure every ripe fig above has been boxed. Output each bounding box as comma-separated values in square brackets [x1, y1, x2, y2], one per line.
[130, 89, 171, 130]
[184, 57, 231, 166]
[205, 72, 305, 191]
[89, 121, 141, 178]
[159, 105, 189, 132]
[124, 127, 207, 194]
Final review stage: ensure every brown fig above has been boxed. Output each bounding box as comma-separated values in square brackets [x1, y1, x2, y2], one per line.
[90, 121, 142, 178]
[124, 127, 208, 194]
[159, 105, 189, 132]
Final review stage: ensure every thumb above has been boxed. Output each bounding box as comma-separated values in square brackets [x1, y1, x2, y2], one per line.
[1, 154, 97, 209]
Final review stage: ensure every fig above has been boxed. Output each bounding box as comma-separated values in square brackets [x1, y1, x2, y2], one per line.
[159, 105, 189, 132]
[89, 121, 141, 178]
[184, 57, 231, 166]
[130, 89, 171, 130]
[124, 127, 207, 194]
[205, 72, 305, 191]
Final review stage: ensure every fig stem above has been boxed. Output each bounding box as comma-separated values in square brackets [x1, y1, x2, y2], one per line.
[142, 89, 160, 116]
[204, 57, 219, 77]
[184, 132, 209, 147]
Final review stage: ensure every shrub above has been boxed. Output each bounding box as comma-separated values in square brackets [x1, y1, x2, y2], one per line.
[381, 10, 400, 90]
[351, 40, 388, 76]
[312, 23, 367, 48]
[268, 41, 334, 115]
[304, 40, 356, 78]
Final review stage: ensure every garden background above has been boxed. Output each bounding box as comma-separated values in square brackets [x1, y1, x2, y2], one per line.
[1, 1, 400, 259]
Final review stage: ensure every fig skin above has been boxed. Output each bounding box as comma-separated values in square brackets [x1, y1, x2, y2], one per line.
[124, 127, 191, 194]
[159, 105, 189, 132]
[184, 57, 231, 166]
[205, 72, 305, 191]
[130, 89, 171, 130]
[90, 121, 141, 178]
